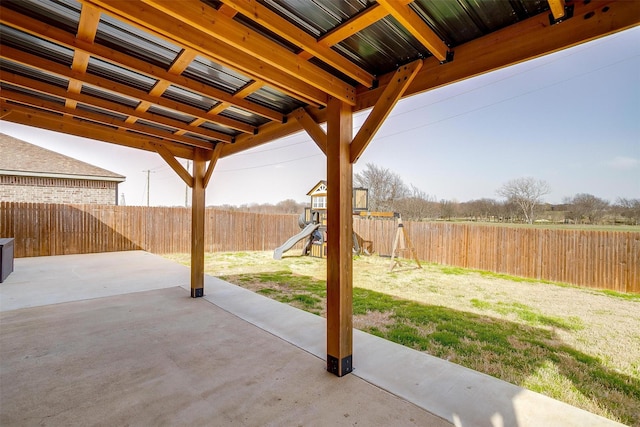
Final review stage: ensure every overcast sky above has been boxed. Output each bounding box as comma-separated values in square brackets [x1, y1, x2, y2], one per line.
[2, 27, 638, 207]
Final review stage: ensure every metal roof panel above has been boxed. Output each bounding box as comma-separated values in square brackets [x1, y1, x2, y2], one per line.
[87, 57, 157, 93]
[336, 16, 428, 75]
[183, 56, 251, 95]
[96, 14, 182, 70]
[0, 25, 75, 68]
[246, 86, 306, 115]
[0, 59, 70, 89]
[2, 0, 81, 35]
[162, 85, 218, 111]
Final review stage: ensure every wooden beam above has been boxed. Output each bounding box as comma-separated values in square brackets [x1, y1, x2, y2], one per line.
[77, 3, 101, 42]
[0, 45, 253, 135]
[168, 49, 198, 74]
[357, 0, 640, 111]
[138, 0, 356, 105]
[325, 96, 353, 377]
[65, 4, 100, 110]
[350, 60, 422, 163]
[218, 4, 237, 18]
[377, 0, 450, 62]
[190, 147, 207, 297]
[0, 70, 228, 144]
[82, 0, 328, 107]
[318, 1, 412, 47]
[127, 50, 196, 126]
[221, 116, 304, 158]
[219, 0, 640, 158]
[203, 142, 223, 188]
[0, 5, 285, 122]
[219, 0, 638, 159]
[0, 102, 194, 159]
[222, 107, 328, 158]
[220, 0, 375, 88]
[0, 89, 216, 150]
[319, 4, 388, 47]
[234, 80, 264, 99]
[548, 0, 567, 21]
[293, 107, 327, 155]
[154, 143, 195, 187]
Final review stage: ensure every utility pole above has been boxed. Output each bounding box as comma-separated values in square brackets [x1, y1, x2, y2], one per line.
[142, 170, 155, 206]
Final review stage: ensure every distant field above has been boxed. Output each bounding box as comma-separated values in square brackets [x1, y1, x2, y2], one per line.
[165, 251, 640, 425]
[429, 220, 640, 232]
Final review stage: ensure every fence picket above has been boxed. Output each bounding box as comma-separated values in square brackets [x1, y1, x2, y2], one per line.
[0, 202, 637, 292]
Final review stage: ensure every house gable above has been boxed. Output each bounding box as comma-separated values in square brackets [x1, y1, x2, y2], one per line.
[0, 133, 125, 182]
[0, 133, 124, 205]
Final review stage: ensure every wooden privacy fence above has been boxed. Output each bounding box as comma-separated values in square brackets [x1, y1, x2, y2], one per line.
[0, 202, 300, 258]
[353, 218, 639, 293]
[1, 202, 637, 292]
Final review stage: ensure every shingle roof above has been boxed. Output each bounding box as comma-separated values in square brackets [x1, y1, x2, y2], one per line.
[0, 133, 125, 182]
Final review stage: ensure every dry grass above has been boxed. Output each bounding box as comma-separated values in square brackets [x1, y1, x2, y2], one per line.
[164, 251, 640, 425]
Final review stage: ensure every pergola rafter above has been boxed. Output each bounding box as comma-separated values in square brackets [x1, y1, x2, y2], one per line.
[219, 0, 375, 88]
[377, 0, 450, 62]
[0, 71, 230, 144]
[65, 3, 100, 110]
[0, 102, 195, 159]
[0, 45, 251, 136]
[80, 0, 332, 107]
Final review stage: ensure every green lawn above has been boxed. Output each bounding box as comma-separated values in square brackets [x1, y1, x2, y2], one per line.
[164, 251, 640, 425]
[431, 220, 640, 232]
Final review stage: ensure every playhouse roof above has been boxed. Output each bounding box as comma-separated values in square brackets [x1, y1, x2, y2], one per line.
[307, 180, 327, 197]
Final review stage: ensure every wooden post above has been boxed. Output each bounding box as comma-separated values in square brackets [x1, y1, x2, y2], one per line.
[326, 96, 353, 376]
[190, 147, 206, 298]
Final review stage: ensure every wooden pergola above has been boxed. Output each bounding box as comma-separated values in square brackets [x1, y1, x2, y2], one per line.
[1, 0, 638, 376]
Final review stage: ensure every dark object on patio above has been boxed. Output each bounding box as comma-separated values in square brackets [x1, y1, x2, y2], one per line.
[0, 238, 15, 283]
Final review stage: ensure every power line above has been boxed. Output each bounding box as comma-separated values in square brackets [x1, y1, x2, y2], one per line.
[366, 54, 639, 143]
[214, 53, 637, 173]
[231, 139, 311, 156]
[210, 36, 637, 170]
[216, 153, 323, 173]
[380, 32, 623, 123]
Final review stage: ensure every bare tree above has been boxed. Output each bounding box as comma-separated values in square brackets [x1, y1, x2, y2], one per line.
[395, 185, 437, 220]
[354, 163, 408, 211]
[275, 199, 305, 214]
[220, 199, 306, 214]
[497, 177, 550, 224]
[439, 199, 458, 220]
[564, 193, 610, 224]
[462, 198, 501, 221]
[614, 198, 640, 225]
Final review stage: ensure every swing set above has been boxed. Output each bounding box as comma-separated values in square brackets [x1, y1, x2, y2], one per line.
[355, 211, 421, 271]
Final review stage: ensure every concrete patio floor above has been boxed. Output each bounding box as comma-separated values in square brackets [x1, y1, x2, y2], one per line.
[0, 251, 623, 426]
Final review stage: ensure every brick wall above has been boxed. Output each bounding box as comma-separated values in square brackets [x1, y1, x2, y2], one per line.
[0, 176, 117, 205]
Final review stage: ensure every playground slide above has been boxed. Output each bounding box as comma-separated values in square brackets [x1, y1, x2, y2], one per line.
[273, 223, 320, 260]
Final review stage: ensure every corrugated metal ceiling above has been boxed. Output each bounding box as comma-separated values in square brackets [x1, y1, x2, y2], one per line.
[1, 0, 632, 153]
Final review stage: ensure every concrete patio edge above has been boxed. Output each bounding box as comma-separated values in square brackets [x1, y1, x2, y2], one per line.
[199, 274, 623, 427]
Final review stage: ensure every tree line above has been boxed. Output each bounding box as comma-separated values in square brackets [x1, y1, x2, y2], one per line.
[215, 163, 640, 225]
[353, 163, 639, 224]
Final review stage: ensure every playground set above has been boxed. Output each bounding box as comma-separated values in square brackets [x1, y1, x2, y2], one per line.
[273, 180, 421, 270]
